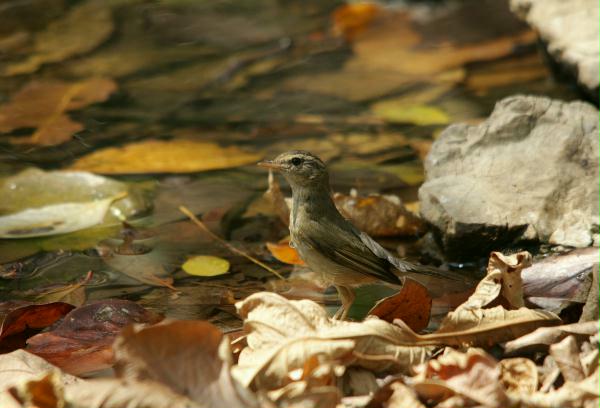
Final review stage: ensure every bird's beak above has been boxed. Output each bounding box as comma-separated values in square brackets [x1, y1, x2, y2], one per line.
[257, 160, 283, 170]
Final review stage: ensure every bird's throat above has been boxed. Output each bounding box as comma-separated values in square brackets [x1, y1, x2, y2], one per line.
[290, 184, 336, 229]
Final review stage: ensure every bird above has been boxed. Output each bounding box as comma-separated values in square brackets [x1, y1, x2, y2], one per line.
[258, 150, 471, 320]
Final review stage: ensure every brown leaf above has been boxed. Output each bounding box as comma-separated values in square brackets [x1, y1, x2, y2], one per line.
[1, 0, 114, 76]
[26, 300, 163, 375]
[550, 335, 585, 382]
[383, 381, 427, 408]
[0, 78, 117, 145]
[113, 320, 256, 407]
[504, 320, 599, 355]
[0, 301, 74, 342]
[334, 192, 426, 237]
[413, 348, 508, 408]
[368, 279, 431, 331]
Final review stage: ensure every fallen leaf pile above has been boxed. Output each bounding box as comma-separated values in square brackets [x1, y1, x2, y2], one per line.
[0, 251, 596, 408]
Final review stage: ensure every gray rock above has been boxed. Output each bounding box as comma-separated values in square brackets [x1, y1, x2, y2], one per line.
[419, 95, 599, 260]
[511, 0, 599, 101]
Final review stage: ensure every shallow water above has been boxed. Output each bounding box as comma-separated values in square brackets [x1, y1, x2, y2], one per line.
[0, 0, 580, 326]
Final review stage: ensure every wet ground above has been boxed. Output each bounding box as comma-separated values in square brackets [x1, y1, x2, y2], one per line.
[0, 0, 580, 329]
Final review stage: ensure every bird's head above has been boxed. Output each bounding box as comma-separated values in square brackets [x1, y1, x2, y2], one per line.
[258, 150, 328, 188]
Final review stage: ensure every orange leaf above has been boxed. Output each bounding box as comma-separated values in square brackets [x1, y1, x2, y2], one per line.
[332, 2, 380, 41]
[266, 241, 305, 266]
[368, 278, 432, 332]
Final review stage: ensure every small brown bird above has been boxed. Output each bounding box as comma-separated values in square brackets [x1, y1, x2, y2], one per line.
[259, 150, 468, 319]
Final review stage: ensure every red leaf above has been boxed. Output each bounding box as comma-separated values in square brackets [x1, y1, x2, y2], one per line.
[26, 299, 163, 375]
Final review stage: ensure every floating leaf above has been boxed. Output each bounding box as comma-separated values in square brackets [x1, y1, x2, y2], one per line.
[0, 196, 120, 239]
[0, 78, 117, 145]
[33, 271, 92, 306]
[182, 255, 230, 277]
[0, 168, 141, 239]
[371, 103, 450, 125]
[70, 140, 262, 174]
[266, 241, 305, 265]
[1, 0, 114, 76]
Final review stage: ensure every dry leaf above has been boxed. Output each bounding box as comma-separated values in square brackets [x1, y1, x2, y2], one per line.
[499, 358, 538, 395]
[33, 271, 92, 306]
[549, 335, 585, 382]
[368, 279, 432, 331]
[504, 320, 599, 355]
[0, 302, 74, 342]
[70, 140, 261, 174]
[2, 0, 113, 76]
[0, 78, 117, 145]
[233, 292, 432, 389]
[413, 348, 508, 408]
[384, 381, 427, 408]
[113, 320, 256, 408]
[182, 255, 230, 277]
[266, 241, 305, 266]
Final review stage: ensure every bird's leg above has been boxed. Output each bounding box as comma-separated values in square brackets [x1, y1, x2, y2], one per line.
[333, 285, 356, 320]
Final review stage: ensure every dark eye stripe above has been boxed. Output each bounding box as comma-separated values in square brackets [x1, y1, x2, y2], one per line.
[291, 157, 302, 166]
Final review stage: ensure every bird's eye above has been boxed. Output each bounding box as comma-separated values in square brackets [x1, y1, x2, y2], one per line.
[290, 157, 303, 166]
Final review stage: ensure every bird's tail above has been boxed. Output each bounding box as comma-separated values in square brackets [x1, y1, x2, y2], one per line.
[393, 259, 477, 297]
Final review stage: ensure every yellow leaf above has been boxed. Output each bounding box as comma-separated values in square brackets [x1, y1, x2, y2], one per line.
[69, 140, 262, 174]
[182, 255, 230, 277]
[372, 103, 450, 125]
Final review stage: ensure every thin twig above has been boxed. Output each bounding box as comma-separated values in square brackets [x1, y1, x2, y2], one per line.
[179, 205, 285, 280]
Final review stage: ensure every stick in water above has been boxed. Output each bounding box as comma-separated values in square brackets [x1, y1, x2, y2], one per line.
[179, 205, 285, 280]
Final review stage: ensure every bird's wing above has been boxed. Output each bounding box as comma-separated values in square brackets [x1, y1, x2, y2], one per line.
[300, 219, 403, 285]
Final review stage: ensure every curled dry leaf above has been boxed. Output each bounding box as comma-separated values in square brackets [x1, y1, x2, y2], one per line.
[412, 348, 508, 408]
[499, 358, 538, 395]
[332, 2, 381, 41]
[368, 278, 432, 331]
[523, 247, 598, 305]
[233, 292, 432, 390]
[549, 335, 585, 382]
[26, 300, 163, 375]
[0, 78, 117, 145]
[504, 320, 599, 355]
[113, 320, 256, 408]
[0, 301, 74, 342]
[70, 140, 262, 174]
[1, 0, 113, 76]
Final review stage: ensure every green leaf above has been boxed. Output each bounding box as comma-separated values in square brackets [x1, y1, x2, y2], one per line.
[182, 255, 230, 277]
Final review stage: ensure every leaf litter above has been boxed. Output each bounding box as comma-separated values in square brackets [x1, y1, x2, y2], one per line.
[0, 250, 597, 407]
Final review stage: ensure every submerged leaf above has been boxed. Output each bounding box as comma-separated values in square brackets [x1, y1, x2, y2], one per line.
[0, 302, 74, 341]
[70, 140, 262, 174]
[1, 0, 114, 76]
[182, 255, 230, 277]
[26, 299, 163, 375]
[0, 78, 117, 145]
[371, 103, 450, 126]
